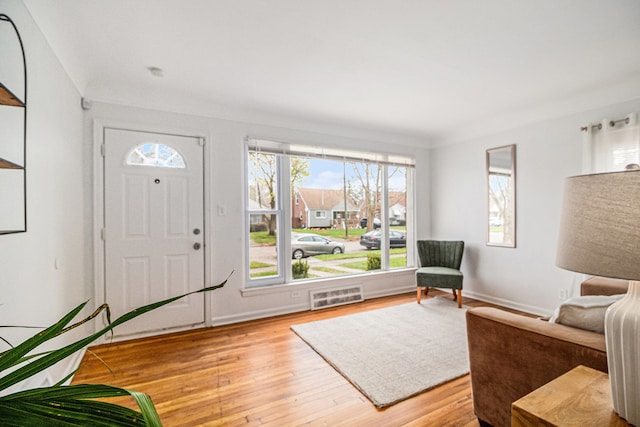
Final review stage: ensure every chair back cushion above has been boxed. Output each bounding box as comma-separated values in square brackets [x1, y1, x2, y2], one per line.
[417, 240, 464, 269]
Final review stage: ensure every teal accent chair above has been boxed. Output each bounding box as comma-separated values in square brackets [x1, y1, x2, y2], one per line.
[416, 240, 465, 308]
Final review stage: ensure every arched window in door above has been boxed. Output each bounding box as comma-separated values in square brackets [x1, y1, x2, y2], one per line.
[125, 142, 186, 168]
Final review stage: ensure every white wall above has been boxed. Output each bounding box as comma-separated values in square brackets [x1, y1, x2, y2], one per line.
[0, 0, 85, 391]
[430, 98, 640, 315]
[84, 102, 430, 329]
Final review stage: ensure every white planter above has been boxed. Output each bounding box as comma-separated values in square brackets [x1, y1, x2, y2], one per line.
[605, 280, 640, 426]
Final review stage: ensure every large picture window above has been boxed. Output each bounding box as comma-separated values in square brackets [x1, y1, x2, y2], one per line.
[245, 138, 415, 287]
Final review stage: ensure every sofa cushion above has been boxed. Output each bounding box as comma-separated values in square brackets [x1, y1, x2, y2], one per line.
[549, 294, 624, 334]
[580, 276, 629, 296]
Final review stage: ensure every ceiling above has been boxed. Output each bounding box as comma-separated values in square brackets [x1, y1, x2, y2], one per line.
[23, 0, 640, 145]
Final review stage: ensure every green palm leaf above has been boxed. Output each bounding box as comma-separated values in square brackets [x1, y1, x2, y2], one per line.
[0, 384, 160, 426]
[0, 273, 230, 426]
[0, 303, 87, 374]
[0, 280, 226, 392]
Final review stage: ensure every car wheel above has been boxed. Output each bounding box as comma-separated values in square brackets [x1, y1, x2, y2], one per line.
[332, 247, 343, 254]
[293, 249, 304, 260]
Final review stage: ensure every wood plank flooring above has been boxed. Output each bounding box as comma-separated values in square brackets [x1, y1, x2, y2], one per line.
[72, 291, 505, 426]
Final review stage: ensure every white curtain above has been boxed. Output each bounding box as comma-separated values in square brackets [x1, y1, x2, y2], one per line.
[583, 112, 640, 173]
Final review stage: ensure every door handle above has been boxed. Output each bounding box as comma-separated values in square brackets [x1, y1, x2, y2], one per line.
[193, 242, 201, 250]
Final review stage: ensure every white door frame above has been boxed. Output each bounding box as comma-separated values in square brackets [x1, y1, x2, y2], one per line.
[92, 119, 212, 341]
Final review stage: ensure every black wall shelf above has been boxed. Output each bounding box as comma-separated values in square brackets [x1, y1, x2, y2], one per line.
[0, 13, 27, 235]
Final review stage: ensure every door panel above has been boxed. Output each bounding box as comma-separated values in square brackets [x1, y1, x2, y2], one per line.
[124, 175, 149, 237]
[104, 128, 204, 337]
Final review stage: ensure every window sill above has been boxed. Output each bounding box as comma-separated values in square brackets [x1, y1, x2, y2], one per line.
[241, 267, 416, 297]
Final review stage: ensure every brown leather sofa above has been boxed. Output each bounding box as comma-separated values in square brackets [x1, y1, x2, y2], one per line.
[466, 276, 629, 427]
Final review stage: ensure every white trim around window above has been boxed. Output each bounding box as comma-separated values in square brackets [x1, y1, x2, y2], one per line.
[245, 137, 415, 289]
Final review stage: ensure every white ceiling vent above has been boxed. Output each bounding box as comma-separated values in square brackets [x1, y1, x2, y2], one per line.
[310, 285, 363, 310]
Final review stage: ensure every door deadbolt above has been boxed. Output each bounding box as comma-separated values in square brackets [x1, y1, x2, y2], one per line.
[193, 228, 201, 235]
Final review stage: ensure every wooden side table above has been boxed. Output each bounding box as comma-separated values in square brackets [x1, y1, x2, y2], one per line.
[511, 365, 632, 427]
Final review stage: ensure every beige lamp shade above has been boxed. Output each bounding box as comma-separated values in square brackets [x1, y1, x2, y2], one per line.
[556, 169, 640, 280]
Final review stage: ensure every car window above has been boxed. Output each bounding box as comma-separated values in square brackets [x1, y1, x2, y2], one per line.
[314, 236, 329, 242]
[299, 236, 314, 242]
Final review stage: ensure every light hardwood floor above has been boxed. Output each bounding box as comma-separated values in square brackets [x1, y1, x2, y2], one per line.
[72, 291, 503, 426]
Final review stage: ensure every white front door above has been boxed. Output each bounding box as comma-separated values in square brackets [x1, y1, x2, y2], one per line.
[104, 128, 205, 337]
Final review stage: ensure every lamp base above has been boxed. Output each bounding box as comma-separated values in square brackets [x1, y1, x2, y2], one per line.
[605, 280, 640, 426]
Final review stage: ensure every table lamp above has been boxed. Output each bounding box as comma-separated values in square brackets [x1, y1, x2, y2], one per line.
[556, 168, 640, 425]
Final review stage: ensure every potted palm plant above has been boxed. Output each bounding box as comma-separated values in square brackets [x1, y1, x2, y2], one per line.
[0, 275, 229, 426]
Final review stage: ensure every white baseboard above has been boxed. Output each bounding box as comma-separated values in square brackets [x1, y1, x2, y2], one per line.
[212, 302, 310, 326]
[365, 285, 415, 300]
[463, 290, 551, 317]
[212, 286, 416, 326]
[96, 322, 212, 344]
[92, 287, 547, 334]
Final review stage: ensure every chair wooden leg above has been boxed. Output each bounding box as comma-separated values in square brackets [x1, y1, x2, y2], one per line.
[452, 289, 457, 301]
[457, 290, 462, 308]
[416, 287, 430, 303]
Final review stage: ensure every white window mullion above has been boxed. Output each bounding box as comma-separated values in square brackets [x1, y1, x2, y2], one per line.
[280, 155, 292, 283]
[405, 166, 416, 268]
[246, 147, 282, 287]
[380, 164, 390, 270]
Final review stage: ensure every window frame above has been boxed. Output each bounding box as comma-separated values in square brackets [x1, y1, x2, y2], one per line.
[125, 142, 186, 168]
[245, 138, 415, 288]
[584, 114, 640, 173]
[245, 152, 289, 286]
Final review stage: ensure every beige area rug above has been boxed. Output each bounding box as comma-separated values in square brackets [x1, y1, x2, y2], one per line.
[291, 297, 469, 408]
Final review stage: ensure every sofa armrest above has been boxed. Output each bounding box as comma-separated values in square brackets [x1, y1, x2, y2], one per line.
[581, 276, 629, 296]
[466, 307, 607, 427]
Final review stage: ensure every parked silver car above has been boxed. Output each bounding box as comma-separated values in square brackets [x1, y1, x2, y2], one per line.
[291, 233, 345, 259]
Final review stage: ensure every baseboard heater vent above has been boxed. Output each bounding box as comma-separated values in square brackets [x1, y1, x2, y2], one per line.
[310, 285, 364, 310]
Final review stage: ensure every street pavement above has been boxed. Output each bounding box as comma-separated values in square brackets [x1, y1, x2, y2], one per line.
[250, 235, 405, 278]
